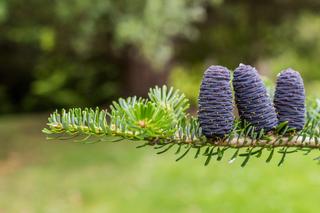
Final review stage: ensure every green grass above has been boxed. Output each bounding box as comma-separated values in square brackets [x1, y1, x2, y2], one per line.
[0, 114, 319, 213]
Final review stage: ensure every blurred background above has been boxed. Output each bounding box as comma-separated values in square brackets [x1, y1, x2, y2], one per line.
[1, 0, 320, 212]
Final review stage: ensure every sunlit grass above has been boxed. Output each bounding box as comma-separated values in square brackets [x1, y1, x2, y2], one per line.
[0, 115, 319, 212]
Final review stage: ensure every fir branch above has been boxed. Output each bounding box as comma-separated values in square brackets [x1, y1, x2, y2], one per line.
[43, 86, 320, 166]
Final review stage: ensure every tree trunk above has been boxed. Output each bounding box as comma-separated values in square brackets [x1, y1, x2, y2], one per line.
[122, 48, 170, 97]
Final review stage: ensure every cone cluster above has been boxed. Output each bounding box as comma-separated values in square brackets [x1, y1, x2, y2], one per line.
[198, 66, 234, 138]
[198, 64, 306, 138]
[274, 69, 306, 130]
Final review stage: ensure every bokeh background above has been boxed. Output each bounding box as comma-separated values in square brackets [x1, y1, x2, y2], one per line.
[1, 0, 320, 212]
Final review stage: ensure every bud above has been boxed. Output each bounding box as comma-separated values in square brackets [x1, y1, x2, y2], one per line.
[198, 65, 234, 138]
[274, 68, 306, 130]
[233, 64, 278, 131]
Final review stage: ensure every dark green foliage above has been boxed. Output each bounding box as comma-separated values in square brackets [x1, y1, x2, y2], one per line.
[4, 1, 320, 114]
[233, 64, 278, 131]
[274, 68, 306, 130]
[0, 0, 204, 113]
[198, 65, 234, 138]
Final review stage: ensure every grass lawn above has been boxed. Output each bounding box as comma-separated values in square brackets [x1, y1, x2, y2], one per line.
[0, 114, 319, 213]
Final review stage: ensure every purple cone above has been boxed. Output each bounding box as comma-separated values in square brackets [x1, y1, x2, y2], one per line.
[198, 65, 234, 138]
[233, 64, 278, 131]
[274, 68, 306, 130]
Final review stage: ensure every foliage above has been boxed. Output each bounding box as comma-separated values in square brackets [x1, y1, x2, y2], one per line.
[114, 0, 205, 68]
[168, 64, 203, 105]
[0, 0, 206, 113]
[2, 1, 320, 113]
[43, 86, 320, 167]
[43, 86, 193, 141]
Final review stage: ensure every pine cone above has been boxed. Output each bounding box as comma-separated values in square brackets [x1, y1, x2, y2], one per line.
[274, 68, 306, 130]
[233, 64, 278, 131]
[198, 65, 234, 138]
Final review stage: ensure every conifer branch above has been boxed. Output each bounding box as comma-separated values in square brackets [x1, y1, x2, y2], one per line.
[42, 85, 320, 166]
